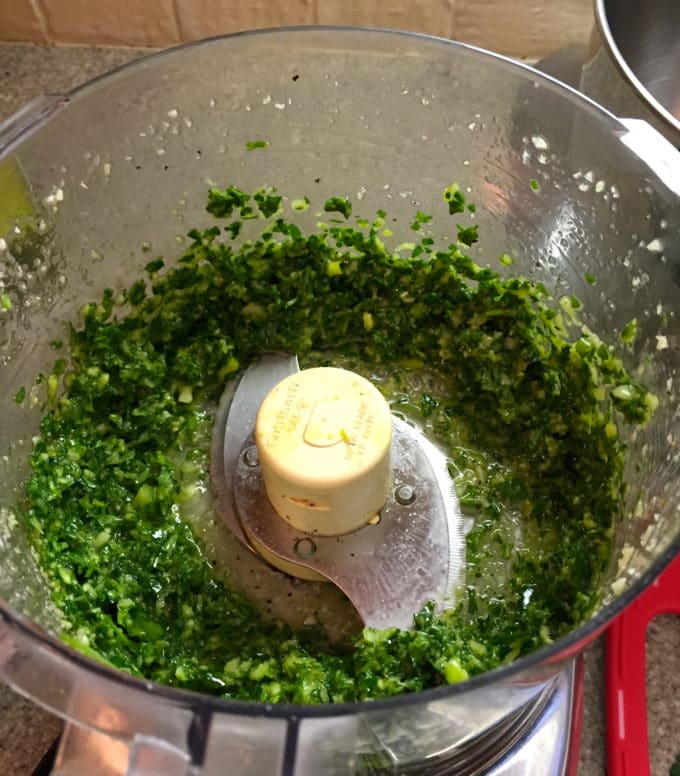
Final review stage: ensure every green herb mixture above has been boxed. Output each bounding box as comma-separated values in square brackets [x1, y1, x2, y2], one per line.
[21, 185, 655, 703]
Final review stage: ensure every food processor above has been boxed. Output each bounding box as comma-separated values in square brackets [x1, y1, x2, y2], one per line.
[0, 28, 679, 776]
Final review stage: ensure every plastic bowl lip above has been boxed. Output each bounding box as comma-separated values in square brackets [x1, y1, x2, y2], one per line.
[3, 539, 680, 720]
[593, 0, 680, 140]
[1, 24, 679, 719]
[58, 23, 628, 131]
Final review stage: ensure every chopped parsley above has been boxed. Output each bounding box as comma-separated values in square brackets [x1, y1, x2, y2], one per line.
[253, 188, 282, 218]
[292, 197, 310, 212]
[442, 183, 466, 214]
[620, 318, 638, 346]
[144, 258, 165, 274]
[323, 196, 352, 220]
[206, 185, 250, 218]
[411, 211, 433, 231]
[19, 185, 655, 704]
[456, 224, 479, 246]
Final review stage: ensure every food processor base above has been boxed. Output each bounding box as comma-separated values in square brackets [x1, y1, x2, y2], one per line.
[484, 657, 583, 776]
[32, 659, 582, 776]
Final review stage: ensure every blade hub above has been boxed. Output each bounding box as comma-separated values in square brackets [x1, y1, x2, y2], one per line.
[214, 354, 466, 630]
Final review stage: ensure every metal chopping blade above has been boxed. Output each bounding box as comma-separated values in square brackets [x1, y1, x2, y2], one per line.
[211, 353, 301, 548]
[212, 353, 466, 630]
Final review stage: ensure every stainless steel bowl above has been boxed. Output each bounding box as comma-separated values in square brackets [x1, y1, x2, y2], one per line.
[582, 0, 680, 145]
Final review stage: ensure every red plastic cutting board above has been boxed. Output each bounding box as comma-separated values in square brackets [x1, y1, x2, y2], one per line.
[606, 551, 680, 776]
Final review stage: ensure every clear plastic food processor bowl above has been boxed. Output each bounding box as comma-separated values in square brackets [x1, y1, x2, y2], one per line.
[0, 28, 678, 776]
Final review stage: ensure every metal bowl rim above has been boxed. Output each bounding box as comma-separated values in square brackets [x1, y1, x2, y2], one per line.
[593, 0, 680, 139]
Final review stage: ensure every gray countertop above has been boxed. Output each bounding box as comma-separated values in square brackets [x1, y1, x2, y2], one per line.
[0, 41, 678, 776]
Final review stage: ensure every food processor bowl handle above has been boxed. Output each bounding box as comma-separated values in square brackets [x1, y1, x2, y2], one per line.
[0, 615, 204, 775]
[617, 118, 680, 196]
[50, 724, 194, 776]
